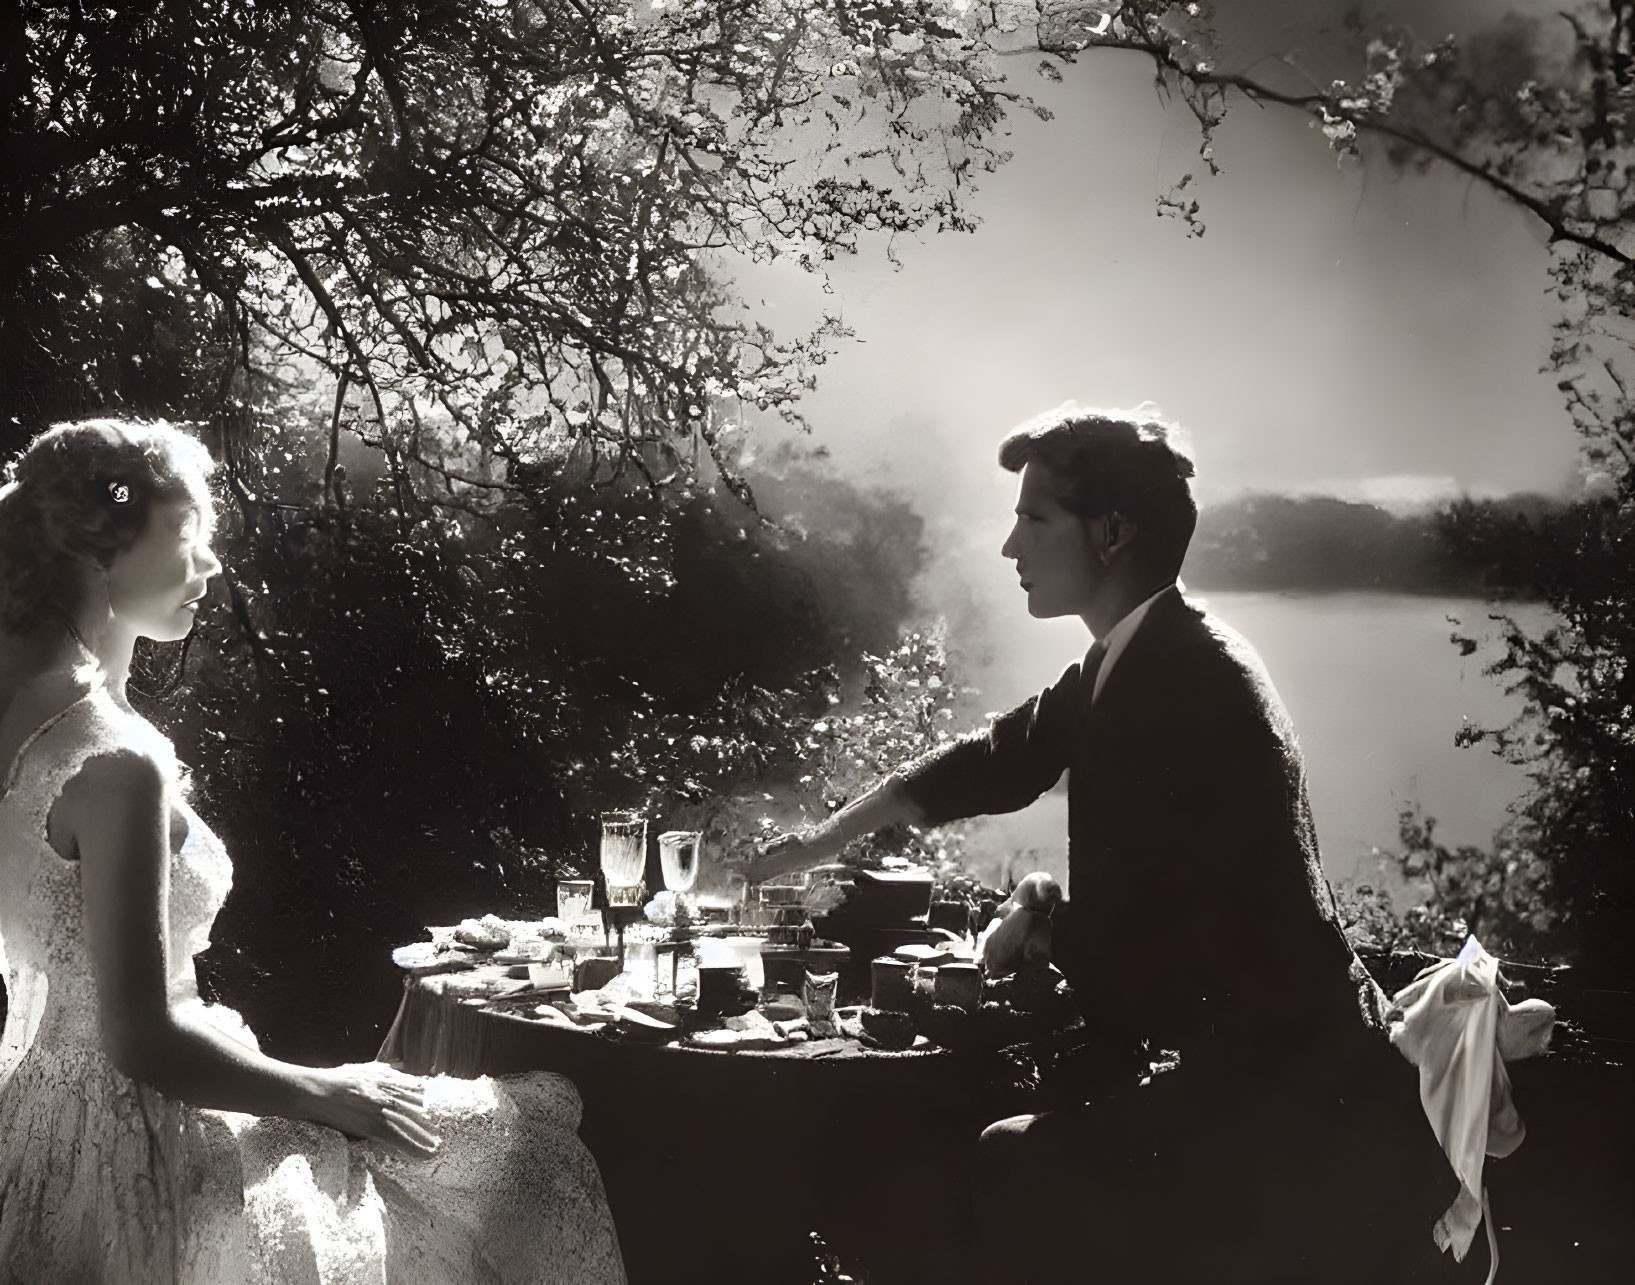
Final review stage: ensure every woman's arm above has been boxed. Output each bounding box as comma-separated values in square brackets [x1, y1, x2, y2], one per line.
[65, 750, 438, 1155]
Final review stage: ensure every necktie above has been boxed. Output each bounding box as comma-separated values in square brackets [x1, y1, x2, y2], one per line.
[1083, 638, 1111, 706]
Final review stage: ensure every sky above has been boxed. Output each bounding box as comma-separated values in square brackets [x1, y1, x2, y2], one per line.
[744, 3, 1578, 513]
[729, 0, 1578, 884]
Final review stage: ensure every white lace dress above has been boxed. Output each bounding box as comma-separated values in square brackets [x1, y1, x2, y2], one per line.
[0, 687, 626, 1284]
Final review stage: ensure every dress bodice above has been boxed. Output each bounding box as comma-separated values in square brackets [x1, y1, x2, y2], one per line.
[0, 685, 232, 1080]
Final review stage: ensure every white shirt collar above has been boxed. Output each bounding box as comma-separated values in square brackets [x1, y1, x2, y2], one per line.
[1091, 583, 1177, 704]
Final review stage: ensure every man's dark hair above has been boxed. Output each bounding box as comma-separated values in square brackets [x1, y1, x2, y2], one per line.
[998, 405, 1198, 580]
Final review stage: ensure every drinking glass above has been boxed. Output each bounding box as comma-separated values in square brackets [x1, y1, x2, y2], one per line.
[557, 878, 595, 923]
[600, 810, 647, 906]
[658, 831, 702, 894]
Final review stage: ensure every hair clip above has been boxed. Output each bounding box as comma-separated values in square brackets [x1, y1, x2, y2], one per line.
[107, 481, 132, 504]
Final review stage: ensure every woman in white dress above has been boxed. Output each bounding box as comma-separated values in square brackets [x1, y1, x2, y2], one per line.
[0, 418, 627, 1284]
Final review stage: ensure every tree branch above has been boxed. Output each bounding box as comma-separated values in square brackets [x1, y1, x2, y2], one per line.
[1081, 33, 1635, 268]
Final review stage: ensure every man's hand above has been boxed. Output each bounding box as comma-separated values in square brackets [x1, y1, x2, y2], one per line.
[722, 778, 922, 885]
[802, 867, 856, 916]
[977, 872, 1062, 975]
[725, 826, 847, 883]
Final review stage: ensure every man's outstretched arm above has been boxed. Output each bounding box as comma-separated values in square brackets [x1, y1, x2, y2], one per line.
[735, 662, 1082, 881]
[742, 774, 927, 882]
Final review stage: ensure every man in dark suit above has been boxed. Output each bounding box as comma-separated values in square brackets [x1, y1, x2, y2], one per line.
[743, 405, 1459, 1281]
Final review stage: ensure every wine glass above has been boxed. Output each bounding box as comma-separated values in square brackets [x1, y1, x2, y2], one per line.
[658, 830, 701, 897]
[599, 810, 647, 907]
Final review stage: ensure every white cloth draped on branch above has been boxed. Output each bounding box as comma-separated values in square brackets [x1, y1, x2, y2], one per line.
[1388, 936, 1556, 1272]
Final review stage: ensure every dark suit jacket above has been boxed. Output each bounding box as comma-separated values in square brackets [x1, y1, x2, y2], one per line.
[899, 587, 1458, 1263]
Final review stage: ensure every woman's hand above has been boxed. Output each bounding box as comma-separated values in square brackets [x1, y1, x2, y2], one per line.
[303, 1063, 442, 1157]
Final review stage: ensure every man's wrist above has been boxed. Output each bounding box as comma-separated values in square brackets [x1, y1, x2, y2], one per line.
[813, 815, 845, 849]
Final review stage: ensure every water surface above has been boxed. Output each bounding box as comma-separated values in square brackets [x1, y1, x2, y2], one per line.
[956, 591, 1552, 893]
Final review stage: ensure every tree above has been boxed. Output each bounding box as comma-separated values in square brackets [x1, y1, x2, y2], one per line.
[1339, 4, 1635, 977]
[2, 0, 1032, 506]
[3, 2, 1057, 1056]
[167, 446, 955, 1060]
[9, 0, 1630, 1026]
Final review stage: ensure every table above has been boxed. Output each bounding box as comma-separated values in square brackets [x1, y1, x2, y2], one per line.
[379, 941, 1102, 1285]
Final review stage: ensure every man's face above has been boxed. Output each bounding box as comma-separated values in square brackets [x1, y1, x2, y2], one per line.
[1000, 461, 1104, 619]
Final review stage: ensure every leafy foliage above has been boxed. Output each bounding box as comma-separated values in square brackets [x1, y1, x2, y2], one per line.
[1375, 5, 1635, 979]
[148, 436, 938, 1059]
[743, 625, 971, 867]
[2, 0, 1032, 500]
[1187, 493, 1583, 598]
[1338, 807, 1557, 962]
[1, 2, 1042, 1056]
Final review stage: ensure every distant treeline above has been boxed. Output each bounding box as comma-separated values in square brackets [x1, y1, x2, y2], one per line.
[1184, 492, 1584, 599]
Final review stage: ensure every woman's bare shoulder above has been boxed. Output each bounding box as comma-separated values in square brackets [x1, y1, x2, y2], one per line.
[49, 747, 167, 861]
[67, 745, 167, 795]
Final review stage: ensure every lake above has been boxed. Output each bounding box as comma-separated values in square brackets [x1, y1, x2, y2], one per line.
[954, 591, 1554, 894]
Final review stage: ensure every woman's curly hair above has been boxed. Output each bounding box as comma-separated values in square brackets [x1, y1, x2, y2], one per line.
[0, 418, 215, 636]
